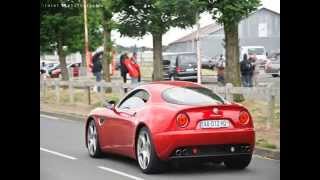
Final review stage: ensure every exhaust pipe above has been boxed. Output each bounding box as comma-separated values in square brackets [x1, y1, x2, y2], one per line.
[176, 149, 182, 156]
[182, 149, 187, 156]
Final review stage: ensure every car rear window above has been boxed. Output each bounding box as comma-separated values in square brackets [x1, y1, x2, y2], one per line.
[162, 87, 225, 105]
[177, 54, 197, 65]
[248, 48, 264, 55]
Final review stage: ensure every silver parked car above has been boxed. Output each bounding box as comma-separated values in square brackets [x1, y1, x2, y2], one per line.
[265, 54, 280, 77]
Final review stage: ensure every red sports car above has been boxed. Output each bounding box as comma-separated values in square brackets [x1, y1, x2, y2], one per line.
[85, 81, 255, 173]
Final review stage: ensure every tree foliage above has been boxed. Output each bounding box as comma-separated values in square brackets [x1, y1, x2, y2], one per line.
[205, 0, 261, 30]
[40, 0, 84, 80]
[40, 0, 83, 53]
[112, 0, 199, 80]
[40, 0, 104, 80]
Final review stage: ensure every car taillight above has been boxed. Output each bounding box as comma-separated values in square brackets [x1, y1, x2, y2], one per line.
[239, 111, 250, 125]
[176, 113, 189, 128]
[176, 67, 183, 72]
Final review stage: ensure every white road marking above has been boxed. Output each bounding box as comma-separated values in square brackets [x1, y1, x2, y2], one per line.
[97, 166, 144, 180]
[40, 147, 77, 160]
[40, 114, 59, 120]
[253, 154, 279, 161]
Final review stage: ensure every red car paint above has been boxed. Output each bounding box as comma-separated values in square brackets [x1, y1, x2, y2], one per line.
[51, 64, 80, 78]
[85, 81, 255, 160]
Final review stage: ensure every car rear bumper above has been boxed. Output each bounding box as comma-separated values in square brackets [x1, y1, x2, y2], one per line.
[153, 128, 255, 160]
[265, 69, 280, 73]
[175, 75, 197, 81]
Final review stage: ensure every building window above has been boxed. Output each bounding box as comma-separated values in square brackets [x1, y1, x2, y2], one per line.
[258, 23, 268, 37]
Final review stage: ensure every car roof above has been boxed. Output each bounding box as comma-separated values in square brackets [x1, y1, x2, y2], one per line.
[145, 81, 202, 89]
[241, 46, 265, 49]
[163, 52, 196, 56]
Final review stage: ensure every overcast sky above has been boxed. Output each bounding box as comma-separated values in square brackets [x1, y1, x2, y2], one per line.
[111, 0, 280, 48]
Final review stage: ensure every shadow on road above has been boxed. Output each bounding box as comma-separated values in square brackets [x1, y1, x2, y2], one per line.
[97, 152, 254, 175]
[163, 162, 253, 176]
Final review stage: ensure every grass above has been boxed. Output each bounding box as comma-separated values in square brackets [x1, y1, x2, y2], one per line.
[256, 138, 277, 149]
[42, 87, 121, 106]
[201, 69, 217, 76]
[242, 99, 280, 129]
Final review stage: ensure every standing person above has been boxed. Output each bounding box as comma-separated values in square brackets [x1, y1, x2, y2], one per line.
[124, 53, 140, 84]
[120, 52, 128, 83]
[249, 53, 259, 87]
[92, 53, 103, 92]
[40, 62, 46, 75]
[131, 52, 141, 82]
[240, 54, 254, 87]
[216, 54, 225, 86]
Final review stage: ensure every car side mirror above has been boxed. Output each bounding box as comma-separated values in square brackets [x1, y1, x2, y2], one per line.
[103, 100, 116, 110]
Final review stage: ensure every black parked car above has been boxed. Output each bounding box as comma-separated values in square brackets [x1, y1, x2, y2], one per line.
[161, 52, 198, 81]
[153, 59, 171, 80]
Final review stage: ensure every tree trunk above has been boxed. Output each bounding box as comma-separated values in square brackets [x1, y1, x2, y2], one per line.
[224, 22, 241, 86]
[224, 22, 244, 102]
[81, 49, 87, 67]
[152, 33, 163, 81]
[81, 50, 87, 76]
[102, 24, 111, 82]
[57, 38, 69, 81]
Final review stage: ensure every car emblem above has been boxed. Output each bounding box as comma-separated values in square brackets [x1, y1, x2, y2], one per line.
[213, 108, 219, 114]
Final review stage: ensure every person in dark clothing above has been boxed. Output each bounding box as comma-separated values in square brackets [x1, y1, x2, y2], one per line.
[240, 54, 254, 87]
[40, 62, 46, 74]
[92, 53, 103, 92]
[216, 54, 225, 86]
[120, 53, 128, 83]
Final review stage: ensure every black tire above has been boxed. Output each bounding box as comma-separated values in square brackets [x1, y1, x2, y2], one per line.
[86, 120, 102, 158]
[136, 127, 166, 174]
[224, 154, 252, 169]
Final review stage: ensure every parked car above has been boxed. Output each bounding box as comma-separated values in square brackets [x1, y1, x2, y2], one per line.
[159, 52, 198, 81]
[201, 56, 215, 69]
[265, 54, 280, 77]
[240, 46, 268, 69]
[50, 63, 81, 78]
[152, 59, 171, 80]
[85, 81, 255, 173]
[40, 62, 58, 75]
[47, 63, 60, 76]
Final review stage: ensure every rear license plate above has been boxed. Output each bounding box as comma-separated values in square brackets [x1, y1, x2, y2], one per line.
[200, 120, 230, 129]
[186, 68, 194, 72]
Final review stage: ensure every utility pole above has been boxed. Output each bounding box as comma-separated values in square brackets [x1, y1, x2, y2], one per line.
[83, 0, 89, 72]
[196, 11, 201, 84]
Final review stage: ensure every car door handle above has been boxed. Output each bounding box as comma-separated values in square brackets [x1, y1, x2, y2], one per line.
[129, 112, 137, 117]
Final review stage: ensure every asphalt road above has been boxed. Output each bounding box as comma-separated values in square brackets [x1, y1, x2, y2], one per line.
[40, 115, 280, 180]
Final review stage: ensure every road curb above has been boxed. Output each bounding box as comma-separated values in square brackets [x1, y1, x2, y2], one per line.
[254, 147, 280, 160]
[40, 111, 86, 122]
[40, 110, 280, 160]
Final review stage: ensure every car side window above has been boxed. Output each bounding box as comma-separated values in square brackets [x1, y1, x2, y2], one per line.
[118, 90, 150, 110]
[170, 56, 176, 67]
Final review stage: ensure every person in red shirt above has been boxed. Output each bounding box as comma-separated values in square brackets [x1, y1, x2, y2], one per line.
[124, 52, 140, 84]
[131, 52, 141, 82]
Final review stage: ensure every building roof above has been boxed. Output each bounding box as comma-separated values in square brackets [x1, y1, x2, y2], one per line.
[172, 23, 223, 44]
[169, 7, 279, 45]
